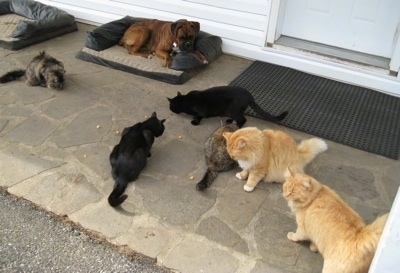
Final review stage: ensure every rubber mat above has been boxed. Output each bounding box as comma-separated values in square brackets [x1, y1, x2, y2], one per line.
[229, 61, 400, 159]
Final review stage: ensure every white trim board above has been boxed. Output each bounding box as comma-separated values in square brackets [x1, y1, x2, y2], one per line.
[224, 40, 400, 97]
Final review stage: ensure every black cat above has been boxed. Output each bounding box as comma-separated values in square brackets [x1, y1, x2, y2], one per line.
[167, 86, 288, 128]
[108, 112, 166, 207]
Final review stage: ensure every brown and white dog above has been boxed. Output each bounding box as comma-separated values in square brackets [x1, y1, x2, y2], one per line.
[118, 19, 208, 67]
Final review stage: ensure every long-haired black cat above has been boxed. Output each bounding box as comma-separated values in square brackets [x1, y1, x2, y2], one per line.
[108, 112, 166, 207]
[167, 86, 288, 128]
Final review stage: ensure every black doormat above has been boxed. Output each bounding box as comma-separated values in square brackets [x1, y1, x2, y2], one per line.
[229, 61, 400, 159]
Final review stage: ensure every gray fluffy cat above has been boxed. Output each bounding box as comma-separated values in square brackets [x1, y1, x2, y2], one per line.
[0, 51, 65, 90]
[196, 121, 239, 191]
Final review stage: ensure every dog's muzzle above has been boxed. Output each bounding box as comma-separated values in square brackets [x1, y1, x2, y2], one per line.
[184, 41, 193, 51]
[177, 40, 194, 52]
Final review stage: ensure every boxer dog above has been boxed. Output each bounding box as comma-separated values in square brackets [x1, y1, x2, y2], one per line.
[118, 19, 207, 67]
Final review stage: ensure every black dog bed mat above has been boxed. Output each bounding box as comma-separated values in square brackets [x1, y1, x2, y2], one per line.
[76, 16, 222, 84]
[0, 0, 78, 50]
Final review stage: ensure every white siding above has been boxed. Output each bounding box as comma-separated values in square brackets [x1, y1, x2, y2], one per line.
[38, 0, 270, 50]
[37, 0, 400, 96]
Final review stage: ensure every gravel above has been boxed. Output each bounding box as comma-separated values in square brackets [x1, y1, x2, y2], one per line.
[0, 188, 173, 273]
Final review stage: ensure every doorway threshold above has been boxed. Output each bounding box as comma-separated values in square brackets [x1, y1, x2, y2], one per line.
[274, 36, 390, 71]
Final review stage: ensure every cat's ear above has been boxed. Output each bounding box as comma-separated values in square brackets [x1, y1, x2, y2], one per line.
[237, 139, 246, 149]
[285, 166, 295, 178]
[284, 168, 292, 179]
[151, 112, 157, 117]
[223, 132, 232, 140]
[122, 127, 130, 136]
[177, 92, 182, 96]
[167, 97, 172, 102]
[302, 178, 312, 190]
[161, 119, 166, 124]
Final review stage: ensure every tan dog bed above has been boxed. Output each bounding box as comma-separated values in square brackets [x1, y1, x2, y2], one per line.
[0, 0, 78, 50]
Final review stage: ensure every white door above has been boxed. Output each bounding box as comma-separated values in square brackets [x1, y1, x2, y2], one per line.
[281, 0, 400, 58]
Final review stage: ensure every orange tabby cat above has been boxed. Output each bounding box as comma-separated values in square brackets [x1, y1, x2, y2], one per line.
[283, 171, 388, 273]
[222, 127, 327, 192]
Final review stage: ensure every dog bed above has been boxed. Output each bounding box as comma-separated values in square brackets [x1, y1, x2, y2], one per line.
[0, 0, 78, 50]
[76, 16, 223, 84]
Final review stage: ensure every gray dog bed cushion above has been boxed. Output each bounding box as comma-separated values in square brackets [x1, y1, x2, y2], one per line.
[76, 16, 222, 84]
[0, 0, 78, 50]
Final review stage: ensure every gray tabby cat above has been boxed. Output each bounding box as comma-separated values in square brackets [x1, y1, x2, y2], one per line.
[196, 121, 239, 191]
[0, 51, 65, 90]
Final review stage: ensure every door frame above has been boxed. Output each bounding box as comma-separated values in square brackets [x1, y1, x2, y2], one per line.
[266, 0, 285, 47]
[266, 0, 400, 75]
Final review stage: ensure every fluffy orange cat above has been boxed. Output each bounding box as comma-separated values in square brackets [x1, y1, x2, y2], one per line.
[283, 171, 388, 273]
[222, 127, 327, 192]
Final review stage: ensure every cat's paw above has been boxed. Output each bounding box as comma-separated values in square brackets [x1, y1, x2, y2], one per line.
[310, 242, 318, 252]
[235, 172, 244, 180]
[196, 182, 207, 191]
[287, 232, 296, 241]
[191, 120, 200, 126]
[243, 185, 255, 192]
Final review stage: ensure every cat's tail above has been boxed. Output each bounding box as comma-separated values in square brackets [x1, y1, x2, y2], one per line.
[196, 168, 219, 191]
[297, 138, 328, 165]
[108, 179, 129, 207]
[357, 213, 388, 256]
[249, 100, 289, 123]
[0, 69, 26, 83]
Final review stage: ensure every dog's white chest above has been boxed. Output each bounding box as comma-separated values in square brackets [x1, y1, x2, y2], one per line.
[171, 42, 181, 54]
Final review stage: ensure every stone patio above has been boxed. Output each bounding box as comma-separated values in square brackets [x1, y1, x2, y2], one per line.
[0, 23, 398, 273]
